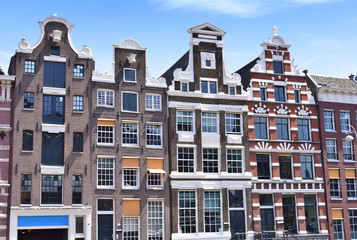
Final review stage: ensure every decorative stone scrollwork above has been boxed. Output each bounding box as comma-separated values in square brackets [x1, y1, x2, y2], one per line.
[201, 52, 216, 69]
[298, 143, 315, 151]
[252, 103, 270, 114]
[277, 142, 294, 150]
[274, 104, 291, 115]
[254, 142, 272, 150]
[18, 38, 30, 50]
[146, 66, 167, 88]
[51, 30, 62, 43]
[295, 105, 312, 116]
[252, 51, 266, 73]
[290, 57, 302, 75]
[118, 39, 146, 51]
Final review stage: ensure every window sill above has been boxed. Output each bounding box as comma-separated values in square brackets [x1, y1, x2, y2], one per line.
[97, 105, 115, 109]
[40, 204, 64, 207]
[344, 160, 355, 163]
[21, 150, 33, 153]
[97, 144, 115, 147]
[123, 80, 137, 83]
[122, 144, 139, 148]
[146, 146, 163, 149]
[122, 187, 140, 190]
[72, 204, 83, 207]
[147, 187, 164, 190]
[348, 198, 357, 201]
[20, 204, 32, 207]
[73, 77, 84, 80]
[325, 130, 336, 132]
[73, 111, 84, 114]
[327, 159, 339, 162]
[145, 109, 162, 112]
[97, 186, 115, 190]
[24, 73, 35, 75]
[22, 108, 34, 111]
[72, 152, 83, 155]
[331, 198, 343, 201]
[121, 110, 139, 114]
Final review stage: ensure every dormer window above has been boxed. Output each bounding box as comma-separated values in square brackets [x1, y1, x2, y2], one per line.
[181, 83, 188, 92]
[201, 79, 217, 94]
[273, 61, 283, 74]
[274, 86, 285, 102]
[50, 46, 60, 56]
[229, 86, 235, 95]
[294, 90, 300, 103]
[201, 52, 216, 69]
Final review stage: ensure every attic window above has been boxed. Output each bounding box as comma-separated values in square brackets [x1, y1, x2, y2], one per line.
[273, 61, 283, 74]
[206, 60, 211, 67]
[51, 46, 60, 56]
[201, 52, 216, 69]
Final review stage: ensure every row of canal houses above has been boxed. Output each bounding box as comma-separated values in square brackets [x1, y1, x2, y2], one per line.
[0, 15, 356, 240]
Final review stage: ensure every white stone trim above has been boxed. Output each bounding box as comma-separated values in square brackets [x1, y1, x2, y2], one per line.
[0, 108, 10, 111]
[42, 124, 66, 133]
[43, 87, 66, 95]
[170, 180, 252, 189]
[44, 56, 66, 62]
[171, 232, 231, 240]
[169, 101, 248, 112]
[41, 165, 65, 174]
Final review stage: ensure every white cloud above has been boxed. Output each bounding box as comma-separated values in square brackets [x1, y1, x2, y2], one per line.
[153, 0, 342, 17]
[0, 51, 12, 57]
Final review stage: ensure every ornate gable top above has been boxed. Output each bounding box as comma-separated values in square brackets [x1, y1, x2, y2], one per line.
[115, 39, 147, 51]
[187, 22, 226, 36]
[261, 25, 291, 48]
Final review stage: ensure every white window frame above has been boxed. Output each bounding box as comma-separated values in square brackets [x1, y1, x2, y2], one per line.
[181, 82, 188, 92]
[178, 191, 198, 234]
[75, 215, 86, 238]
[343, 139, 354, 162]
[147, 200, 165, 240]
[122, 121, 139, 147]
[146, 122, 163, 148]
[279, 155, 294, 180]
[97, 156, 115, 189]
[121, 91, 139, 113]
[276, 117, 290, 141]
[177, 145, 196, 173]
[145, 93, 162, 111]
[226, 147, 244, 174]
[349, 209, 357, 240]
[254, 116, 269, 140]
[97, 122, 115, 146]
[297, 118, 311, 142]
[260, 87, 266, 101]
[326, 138, 338, 161]
[176, 111, 195, 133]
[200, 78, 218, 94]
[346, 176, 357, 200]
[24, 60, 35, 74]
[333, 219, 344, 240]
[123, 216, 140, 240]
[123, 68, 137, 83]
[147, 172, 164, 190]
[97, 89, 115, 108]
[202, 148, 220, 174]
[340, 111, 351, 133]
[330, 178, 342, 200]
[225, 113, 242, 135]
[204, 191, 223, 233]
[122, 168, 139, 190]
[300, 155, 315, 180]
[324, 109, 335, 131]
[201, 112, 218, 134]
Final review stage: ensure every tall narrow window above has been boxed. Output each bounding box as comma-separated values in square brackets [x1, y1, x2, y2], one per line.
[43, 95, 65, 124]
[123, 168, 139, 189]
[340, 111, 351, 132]
[22, 130, 33, 151]
[225, 113, 241, 135]
[297, 119, 310, 141]
[123, 217, 139, 240]
[178, 191, 196, 234]
[343, 140, 354, 161]
[97, 157, 114, 188]
[203, 148, 219, 173]
[97, 119, 115, 146]
[44, 62, 66, 88]
[177, 111, 194, 132]
[21, 174, 31, 204]
[178, 147, 195, 173]
[72, 175, 82, 204]
[260, 194, 275, 237]
[276, 118, 289, 140]
[274, 86, 285, 102]
[227, 149, 243, 173]
[229, 86, 235, 95]
[147, 201, 164, 240]
[122, 122, 139, 147]
[350, 210, 357, 239]
[332, 209, 344, 240]
[294, 90, 300, 103]
[24, 92, 34, 109]
[273, 61, 283, 74]
[146, 124, 162, 148]
[300, 155, 313, 179]
[73, 96, 83, 112]
[324, 110, 335, 131]
[41, 175, 63, 204]
[74, 64, 84, 78]
[326, 139, 338, 161]
[279, 156, 292, 180]
[204, 191, 222, 232]
[329, 169, 342, 199]
[181, 82, 188, 92]
[254, 117, 268, 139]
[257, 154, 270, 179]
[260, 88, 266, 101]
[25, 60, 35, 74]
[75, 216, 84, 234]
[304, 195, 318, 233]
[97, 90, 114, 107]
[73, 132, 83, 153]
[346, 169, 357, 198]
[202, 112, 218, 133]
[42, 133, 64, 166]
[229, 190, 245, 236]
[282, 195, 297, 234]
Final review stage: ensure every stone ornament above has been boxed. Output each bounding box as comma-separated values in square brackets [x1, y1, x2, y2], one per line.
[277, 142, 294, 150]
[298, 143, 315, 151]
[118, 39, 146, 51]
[254, 141, 272, 150]
[51, 30, 62, 43]
[295, 105, 312, 116]
[252, 102, 270, 114]
[201, 52, 216, 69]
[274, 104, 291, 115]
[146, 66, 167, 88]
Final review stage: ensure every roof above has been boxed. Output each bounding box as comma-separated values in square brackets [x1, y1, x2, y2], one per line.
[309, 74, 357, 90]
[160, 51, 189, 86]
[234, 57, 259, 91]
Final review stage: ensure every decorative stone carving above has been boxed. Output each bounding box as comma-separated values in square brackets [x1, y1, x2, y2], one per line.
[92, 70, 114, 83]
[81, 45, 92, 56]
[295, 105, 312, 116]
[254, 142, 272, 150]
[290, 57, 302, 75]
[298, 143, 315, 151]
[51, 30, 62, 42]
[18, 38, 30, 50]
[201, 52, 216, 69]
[146, 66, 167, 88]
[226, 135, 242, 144]
[118, 39, 146, 51]
[274, 104, 291, 115]
[277, 142, 294, 150]
[127, 53, 137, 63]
[252, 51, 266, 73]
[178, 132, 194, 142]
[173, 67, 192, 82]
[252, 103, 270, 114]
[307, 90, 315, 104]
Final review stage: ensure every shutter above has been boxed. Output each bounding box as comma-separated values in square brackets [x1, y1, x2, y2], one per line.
[175, 81, 180, 90]
[328, 169, 340, 179]
[189, 82, 195, 92]
[332, 209, 343, 220]
[147, 158, 163, 169]
[97, 119, 115, 126]
[123, 199, 140, 216]
[122, 157, 139, 168]
[345, 169, 356, 179]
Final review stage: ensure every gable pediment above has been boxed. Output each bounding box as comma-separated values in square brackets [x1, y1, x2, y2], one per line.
[188, 22, 225, 36]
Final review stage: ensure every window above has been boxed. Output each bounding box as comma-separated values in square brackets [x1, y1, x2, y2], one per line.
[21, 174, 31, 204]
[123, 168, 139, 189]
[146, 124, 162, 148]
[41, 175, 62, 204]
[202, 112, 218, 133]
[178, 147, 195, 173]
[276, 118, 289, 140]
[326, 139, 338, 160]
[229, 86, 235, 95]
[124, 68, 136, 82]
[324, 110, 335, 131]
[226, 113, 241, 135]
[147, 172, 163, 189]
[350, 210, 357, 239]
[201, 80, 217, 94]
[178, 191, 196, 234]
[75, 216, 84, 234]
[203, 148, 219, 173]
[74, 64, 84, 78]
[177, 111, 194, 132]
[228, 190, 245, 236]
[122, 92, 138, 112]
[346, 169, 357, 198]
[42, 133, 64, 166]
[181, 82, 188, 92]
[97, 90, 114, 107]
[343, 140, 354, 161]
[43, 95, 65, 124]
[329, 169, 341, 199]
[282, 195, 297, 234]
[227, 149, 243, 173]
[304, 195, 318, 233]
[259, 194, 275, 233]
[294, 90, 300, 103]
[340, 111, 351, 132]
[24, 60, 35, 74]
[72, 175, 82, 204]
[147, 201, 164, 240]
[279, 156, 292, 180]
[50, 46, 60, 56]
[145, 94, 161, 111]
[260, 88, 266, 101]
[206, 60, 211, 67]
[274, 86, 285, 102]
[297, 119, 310, 141]
[73, 132, 83, 153]
[22, 130, 33, 151]
[300, 155, 313, 180]
[123, 217, 139, 240]
[333, 219, 344, 240]
[254, 117, 268, 139]
[273, 61, 283, 74]
[24, 92, 34, 109]
[257, 154, 270, 179]
[204, 191, 222, 232]
[97, 120, 114, 146]
[122, 122, 139, 146]
[97, 157, 114, 188]
[44, 62, 66, 88]
[73, 96, 83, 112]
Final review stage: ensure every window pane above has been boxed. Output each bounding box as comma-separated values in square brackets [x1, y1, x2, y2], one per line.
[254, 117, 267, 139]
[73, 132, 83, 152]
[259, 194, 273, 206]
[203, 148, 219, 173]
[123, 92, 138, 112]
[340, 112, 350, 132]
[21, 174, 31, 204]
[294, 90, 300, 103]
[44, 62, 65, 88]
[209, 81, 217, 94]
[226, 113, 241, 134]
[22, 130, 33, 151]
[73, 96, 83, 112]
[324, 110, 334, 130]
[76, 216, 84, 234]
[202, 112, 217, 133]
[274, 86, 285, 102]
[98, 199, 113, 211]
[42, 133, 64, 166]
[201, 81, 208, 93]
[228, 190, 243, 208]
[273, 61, 283, 74]
[148, 201, 164, 240]
[122, 123, 138, 146]
[97, 158, 114, 187]
[257, 154, 270, 179]
[25, 60, 35, 74]
[276, 118, 289, 140]
[177, 111, 193, 132]
[304, 195, 318, 233]
[350, 210, 357, 239]
[301, 155, 313, 179]
[227, 149, 242, 173]
[124, 69, 136, 82]
[260, 88, 266, 101]
[51, 46, 60, 56]
[146, 124, 162, 147]
[178, 147, 194, 173]
[24, 92, 34, 109]
[297, 119, 310, 141]
[41, 175, 63, 204]
[74, 64, 84, 77]
[204, 191, 221, 233]
[123, 169, 139, 188]
[72, 175, 82, 204]
[178, 191, 196, 233]
[279, 156, 292, 179]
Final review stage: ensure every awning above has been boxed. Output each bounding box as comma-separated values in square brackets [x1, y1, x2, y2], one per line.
[147, 169, 166, 174]
[122, 157, 139, 168]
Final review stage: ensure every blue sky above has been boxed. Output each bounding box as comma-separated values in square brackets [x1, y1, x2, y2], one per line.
[0, 0, 355, 78]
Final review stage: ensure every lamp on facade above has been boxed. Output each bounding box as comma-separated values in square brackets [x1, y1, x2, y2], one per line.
[344, 125, 357, 142]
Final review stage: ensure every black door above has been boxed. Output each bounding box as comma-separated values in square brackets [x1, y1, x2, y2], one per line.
[230, 210, 245, 237]
[261, 209, 275, 239]
[282, 195, 297, 234]
[98, 214, 113, 240]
